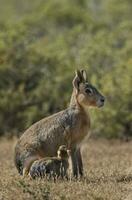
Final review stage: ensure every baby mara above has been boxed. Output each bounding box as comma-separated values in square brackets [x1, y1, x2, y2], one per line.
[29, 145, 70, 179]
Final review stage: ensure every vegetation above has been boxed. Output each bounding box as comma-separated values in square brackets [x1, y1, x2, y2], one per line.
[0, 0, 131, 138]
[0, 138, 132, 200]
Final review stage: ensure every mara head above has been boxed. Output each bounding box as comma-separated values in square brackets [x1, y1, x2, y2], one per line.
[57, 145, 70, 159]
[72, 69, 105, 108]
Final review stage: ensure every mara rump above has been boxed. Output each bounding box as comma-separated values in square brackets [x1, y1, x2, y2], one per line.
[14, 69, 105, 177]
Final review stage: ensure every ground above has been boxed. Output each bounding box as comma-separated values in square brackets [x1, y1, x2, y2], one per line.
[0, 138, 132, 200]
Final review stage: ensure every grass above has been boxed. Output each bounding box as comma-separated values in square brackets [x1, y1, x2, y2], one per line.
[0, 138, 132, 200]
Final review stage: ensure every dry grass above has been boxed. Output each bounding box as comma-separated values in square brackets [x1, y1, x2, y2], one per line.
[0, 138, 132, 200]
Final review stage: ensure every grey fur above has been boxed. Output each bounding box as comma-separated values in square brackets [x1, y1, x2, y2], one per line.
[29, 157, 69, 179]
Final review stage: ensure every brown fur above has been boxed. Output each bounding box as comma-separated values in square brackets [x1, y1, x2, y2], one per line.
[14, 69, 105, 177]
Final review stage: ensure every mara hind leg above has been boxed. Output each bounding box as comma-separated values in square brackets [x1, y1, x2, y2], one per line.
[22, 155, 40, 177]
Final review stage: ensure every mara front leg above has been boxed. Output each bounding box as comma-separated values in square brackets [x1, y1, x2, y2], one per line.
[76, 148, 83, 177]
[71, 148, 78, 178]
[71, 148, 83, 178]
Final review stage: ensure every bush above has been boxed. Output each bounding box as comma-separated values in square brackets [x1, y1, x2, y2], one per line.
[0, 0, 131, 138]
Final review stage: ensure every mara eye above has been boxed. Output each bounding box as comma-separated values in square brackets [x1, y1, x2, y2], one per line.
[85, 88, 93, 95]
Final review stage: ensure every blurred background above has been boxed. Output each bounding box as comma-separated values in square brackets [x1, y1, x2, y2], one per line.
[0, 0, 131, 139]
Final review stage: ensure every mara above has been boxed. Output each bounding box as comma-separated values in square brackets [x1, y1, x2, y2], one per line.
[14, 69, 105, 178]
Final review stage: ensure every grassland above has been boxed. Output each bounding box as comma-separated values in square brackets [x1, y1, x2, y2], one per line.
[0, 138, 132, 200]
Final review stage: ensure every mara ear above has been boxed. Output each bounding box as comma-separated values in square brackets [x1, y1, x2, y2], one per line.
[72, 70, 82, 94]
[81, 69, 87, 82]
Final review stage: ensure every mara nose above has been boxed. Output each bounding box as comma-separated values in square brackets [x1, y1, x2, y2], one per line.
[100, 97, 105, 103]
